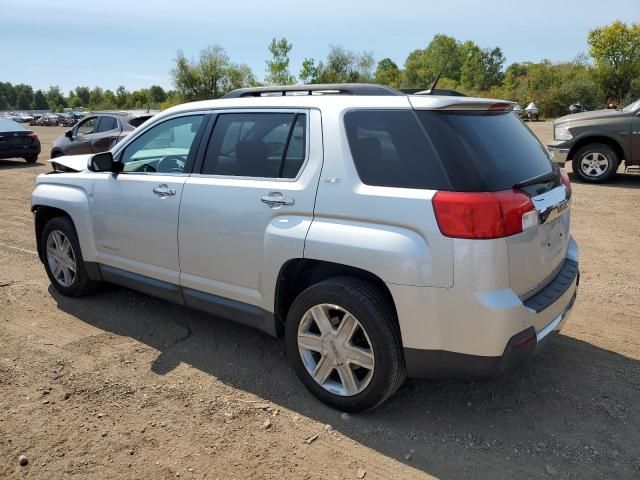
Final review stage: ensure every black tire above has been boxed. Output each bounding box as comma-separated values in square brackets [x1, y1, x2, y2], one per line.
[41, 216, 99, 296]
[50, 150, 63, 159]
[24, 155, 38, 163]
[285, 277, 406, 412]
[572, 143, 618, 183]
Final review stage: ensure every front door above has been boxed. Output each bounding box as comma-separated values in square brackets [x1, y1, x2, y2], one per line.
[66, 116, 98, 155]
[178, 110, 323, 311]
[91, 113, 207, 285]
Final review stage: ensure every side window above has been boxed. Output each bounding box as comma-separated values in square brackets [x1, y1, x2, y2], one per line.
[344, 109, 450, 190]
[120, 115, 204, 174]
[76, 117, 97, 136]
[97, 116, 118, 132]
[201, 112, 306, 178]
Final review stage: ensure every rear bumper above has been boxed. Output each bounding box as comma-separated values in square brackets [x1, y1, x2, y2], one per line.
[403, 290, 576, 379]
[0, 143, 41, 159]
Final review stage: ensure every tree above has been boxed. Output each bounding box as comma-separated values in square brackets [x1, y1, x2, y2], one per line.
[116, 86, 129, 108]
[32, 90, 49, 110]
[46, 86, 66, 112]
[149, 85, 167, 104]
[460, 43, 505, 92]
[265, 37, 296, 85]
[588, 21, 640, 102]
[89, 87, 104, 109]
[171, 45, 256, 100]
[73, 86, 91, 107]
[403, 34, 462, 88]
[0, 94, 8, 110]
[14, 84, 34, 110]
[299, 58, 321, 84]
[374, 58, 402, 88]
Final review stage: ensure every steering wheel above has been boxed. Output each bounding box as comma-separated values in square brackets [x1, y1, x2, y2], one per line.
[156, 155, 185, 173]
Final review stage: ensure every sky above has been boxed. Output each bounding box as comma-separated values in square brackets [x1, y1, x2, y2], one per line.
[1, 0, 638, 93]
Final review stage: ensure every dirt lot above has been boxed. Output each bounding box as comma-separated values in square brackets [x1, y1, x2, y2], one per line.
[1, 122, 639, 479]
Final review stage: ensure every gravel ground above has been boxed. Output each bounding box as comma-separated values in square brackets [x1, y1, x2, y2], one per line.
[0, 122, 639, 479]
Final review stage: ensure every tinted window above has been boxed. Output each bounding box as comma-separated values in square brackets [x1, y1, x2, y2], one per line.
[201, 113, 306, 178]
[97, 116, 118, 132]
[129, 115, 153, 128]
[344, 110, 451, 190]
[416, 110, 554, 191]
[121, 115, 204, 174]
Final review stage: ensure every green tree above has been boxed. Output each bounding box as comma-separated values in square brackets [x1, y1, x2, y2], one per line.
[73, 86, 91, 107]
[148, 85, 167, 104]
[403, 34, 462, 88]
[89, 87, 104, 109]
[460, 43, 505, 92]
[171, 45, 256, 100]
[0, 94, 9, 110]
[374, 58, 402, 88]
[265, 37, 296, 85]
[588, 21, 640, 102]
[32, 89, 49, 110]
[116, 86, 129, 108]
[46, 85, 66, 112]
[299, 58, 321, 84]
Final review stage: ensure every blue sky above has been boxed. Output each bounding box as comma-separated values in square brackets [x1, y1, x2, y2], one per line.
[1, 0, 638, 93]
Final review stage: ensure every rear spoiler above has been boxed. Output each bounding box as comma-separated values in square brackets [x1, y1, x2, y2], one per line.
[408, 96, 516, 111]
[400, 88, 466, 97]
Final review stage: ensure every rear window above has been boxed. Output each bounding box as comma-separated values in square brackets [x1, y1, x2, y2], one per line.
[416, 110, 553, 191]
[129, 115, 152, 128]
[344, 109, 553, 192]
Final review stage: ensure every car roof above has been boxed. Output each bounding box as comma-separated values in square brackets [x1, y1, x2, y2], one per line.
[158, 84, 513, 120]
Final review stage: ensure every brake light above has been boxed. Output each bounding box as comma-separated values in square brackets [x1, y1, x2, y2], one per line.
[560, 171, 571, 193]
[28, 132, 38, 142]
[432, 189, 537, 239]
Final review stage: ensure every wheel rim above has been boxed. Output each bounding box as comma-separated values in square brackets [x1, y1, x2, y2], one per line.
[46, 230, 77, 287]
[580, 152, 610, 178]
[297, 303, 375, 397]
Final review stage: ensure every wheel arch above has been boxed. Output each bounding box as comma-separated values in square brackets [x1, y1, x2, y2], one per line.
[568, 136, 625, 164]
[33, 205, 73, 262]
[274, 258, 398, 337]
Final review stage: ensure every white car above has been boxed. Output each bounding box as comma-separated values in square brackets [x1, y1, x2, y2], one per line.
[31, 84, 579, 411]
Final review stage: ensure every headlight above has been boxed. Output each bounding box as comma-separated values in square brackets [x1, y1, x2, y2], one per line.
[554, 125, 572, 141]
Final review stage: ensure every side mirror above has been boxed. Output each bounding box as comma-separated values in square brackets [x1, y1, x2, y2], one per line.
[65, 130, 73, 139]
[87, 152, 122, 173]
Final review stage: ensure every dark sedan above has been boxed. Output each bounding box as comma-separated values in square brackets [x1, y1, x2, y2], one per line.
[0, 119, 41, 163]
[50, 111, 155, 158]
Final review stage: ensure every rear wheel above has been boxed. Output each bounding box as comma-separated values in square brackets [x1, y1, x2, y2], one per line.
[285, 277, 405, 411]
[42, 216, 99, 296]
[24, 155, 38, 163]
[572, 143, 618, 183]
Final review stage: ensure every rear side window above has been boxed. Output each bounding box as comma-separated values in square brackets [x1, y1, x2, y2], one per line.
[416, 110, 553, 192]
[201, 112, 306, 178]
[129, 115, 152, 128]
[344, 110, 451, 190]
[97, 116, 118, 132]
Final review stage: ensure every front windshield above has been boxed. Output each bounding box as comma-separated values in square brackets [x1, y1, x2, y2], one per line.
[622, 99, 640, 112]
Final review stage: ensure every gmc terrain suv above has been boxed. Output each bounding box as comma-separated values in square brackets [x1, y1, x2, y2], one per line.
[32, 84, 579, 411]
[547, 98, 640, 183]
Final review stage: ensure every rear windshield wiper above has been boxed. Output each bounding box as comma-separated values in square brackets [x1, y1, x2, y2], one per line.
[513, 171, 558, 189]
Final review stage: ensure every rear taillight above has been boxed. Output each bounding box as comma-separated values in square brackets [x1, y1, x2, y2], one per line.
[560, 171, 571, 193]
[432, 189, 537, 239]
[28, 132, 38, 142]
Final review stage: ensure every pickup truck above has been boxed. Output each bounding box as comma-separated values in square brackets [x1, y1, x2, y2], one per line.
[547, 99, 640, 183]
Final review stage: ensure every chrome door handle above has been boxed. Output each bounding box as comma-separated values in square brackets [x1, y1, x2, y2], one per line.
[261, 192, 294, 208]
[153, 184, 176, 196]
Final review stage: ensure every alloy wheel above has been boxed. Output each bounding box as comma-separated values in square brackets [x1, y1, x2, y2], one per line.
[580, 152, 610, 178]
[297, 303, 375, 396]
[46, 230, 77, 287]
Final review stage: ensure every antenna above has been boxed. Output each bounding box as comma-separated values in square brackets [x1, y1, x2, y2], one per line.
[425, 47, 455, 94]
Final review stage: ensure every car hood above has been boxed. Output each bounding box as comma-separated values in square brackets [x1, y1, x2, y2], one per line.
[49, 154, 92, 172]
[555, 109, 627, 124]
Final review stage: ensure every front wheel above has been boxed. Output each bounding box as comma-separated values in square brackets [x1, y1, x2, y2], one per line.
[285, 277, 406, 412]
[572, 143, 618, 183]
[42, 216, 99, 296]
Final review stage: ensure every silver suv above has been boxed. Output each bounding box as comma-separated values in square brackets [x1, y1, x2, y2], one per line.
[32, 84, 579, 411]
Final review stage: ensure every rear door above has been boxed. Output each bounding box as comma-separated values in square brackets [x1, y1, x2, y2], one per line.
[91, 115, 121, 153]
[178, 109, 322, 312]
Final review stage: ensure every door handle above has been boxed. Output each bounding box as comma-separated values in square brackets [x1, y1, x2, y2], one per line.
[261, 192, 294, 208]
[153, 184, 176, 196]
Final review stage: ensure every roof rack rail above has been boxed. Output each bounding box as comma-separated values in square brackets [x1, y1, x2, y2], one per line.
[222, 83, 404, 98]
[400, 88, 467, 97]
